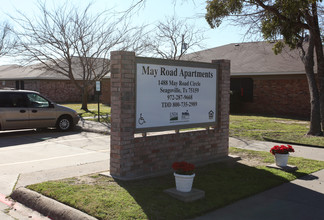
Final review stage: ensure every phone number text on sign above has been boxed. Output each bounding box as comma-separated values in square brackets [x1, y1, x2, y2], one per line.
[136, 63, 217, 131]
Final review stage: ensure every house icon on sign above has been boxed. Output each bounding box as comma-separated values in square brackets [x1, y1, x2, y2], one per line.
[209, 110, 214, 119]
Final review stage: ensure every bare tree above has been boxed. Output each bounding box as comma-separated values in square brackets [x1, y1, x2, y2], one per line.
[0, 22, 16, 58]
[11, 1, 138, 110]
[146, 15, 206, 60]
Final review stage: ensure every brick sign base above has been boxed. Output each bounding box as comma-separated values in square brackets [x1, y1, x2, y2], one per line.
[110, 51, 230, 179]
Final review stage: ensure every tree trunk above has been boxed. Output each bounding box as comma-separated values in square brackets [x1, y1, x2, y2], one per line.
[81, 87, 89, 111]
[302, 33, 322, 135]
[310, 3, 324, 134]
[313, 34, 324, 134]
[315, 50, 324, 134]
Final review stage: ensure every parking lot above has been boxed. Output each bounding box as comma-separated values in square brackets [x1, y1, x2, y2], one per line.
[0, 129, 110, 195]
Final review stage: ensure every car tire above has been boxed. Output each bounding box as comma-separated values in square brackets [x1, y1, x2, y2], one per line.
[56, 116, 73, 131]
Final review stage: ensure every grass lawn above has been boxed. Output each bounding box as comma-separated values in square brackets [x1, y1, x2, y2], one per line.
[27, 148, 324, 220]
[58, 106, 324, 147]
[61, 103, 324, 147]
[230, 114, 324, 147]
[61, 103, 111, 123]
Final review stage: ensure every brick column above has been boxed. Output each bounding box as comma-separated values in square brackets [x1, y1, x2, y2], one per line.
[213, 59, 230, 155]
[110, 51, 136, 178]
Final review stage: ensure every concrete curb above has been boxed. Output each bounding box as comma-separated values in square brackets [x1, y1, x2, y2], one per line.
[76, 121, 110, 135]
[78, 126, 110, 135]
[10, 187, 97, 220]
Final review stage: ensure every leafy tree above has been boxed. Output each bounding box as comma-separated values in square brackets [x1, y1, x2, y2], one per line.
[206, 0, 324, 136]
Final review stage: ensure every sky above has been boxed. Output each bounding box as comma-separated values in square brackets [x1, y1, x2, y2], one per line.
[0, 0, 249, 65]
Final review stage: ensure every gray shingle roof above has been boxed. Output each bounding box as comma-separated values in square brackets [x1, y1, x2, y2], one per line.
[0, 64, 71, 80]
[0, 57, 110, 80]
[182, 41, 306, 76]
[0, 42, 306, 79]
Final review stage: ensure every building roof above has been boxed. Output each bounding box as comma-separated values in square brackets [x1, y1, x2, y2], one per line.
[0, 57, 110, 80]
[0, 64, 70, 80]
[0, 42, 306, 79]
[182, 41, 306, 76]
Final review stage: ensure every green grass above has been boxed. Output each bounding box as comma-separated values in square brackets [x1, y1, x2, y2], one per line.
[27, 148, 324, 220]
[60, 103, 111, 118]
[61, 103, 324, 146]
[61, 103, 324, 147]
[60, 102, 324, 147]
[229, 115, 324, 147]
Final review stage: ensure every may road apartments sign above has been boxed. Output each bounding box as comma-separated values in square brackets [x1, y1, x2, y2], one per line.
[136, 58, 218, 132]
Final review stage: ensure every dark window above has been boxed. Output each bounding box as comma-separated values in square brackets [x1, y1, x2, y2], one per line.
[230, 78, 253, 102]
[15, 80, 25, 90]
[0, 92, 28, 107]
[0, 93, 12, 107]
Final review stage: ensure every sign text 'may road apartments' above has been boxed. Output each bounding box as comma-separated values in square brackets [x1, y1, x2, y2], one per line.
[136, 61, 217, 132]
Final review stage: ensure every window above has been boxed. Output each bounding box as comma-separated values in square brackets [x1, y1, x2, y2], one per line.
[0, 93, 11, 107]
[230, 78, 253, 102]
[15, 80, 24, 90]
[27, 93, 50, 108]
[0, 93, 28, 107]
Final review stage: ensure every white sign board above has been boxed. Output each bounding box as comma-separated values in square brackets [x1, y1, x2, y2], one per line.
[136, 63, 217, 131]
[96, 81, 101, 92]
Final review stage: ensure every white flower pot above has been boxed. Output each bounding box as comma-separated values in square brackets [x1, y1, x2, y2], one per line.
[275, 153, 289, 166]
[174, 173, 195, 192]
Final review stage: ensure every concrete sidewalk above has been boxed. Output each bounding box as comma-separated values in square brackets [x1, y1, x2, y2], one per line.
[229, 137, 324, 161]
[1, 121, 110, 220]
[192, 137, 324, 220]
[193, 169, 324, 220]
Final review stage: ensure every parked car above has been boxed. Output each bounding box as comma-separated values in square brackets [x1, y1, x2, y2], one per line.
[0, 89, 79, 131]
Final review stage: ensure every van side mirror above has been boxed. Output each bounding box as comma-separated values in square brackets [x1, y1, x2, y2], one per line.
[49, 103, 55, 108]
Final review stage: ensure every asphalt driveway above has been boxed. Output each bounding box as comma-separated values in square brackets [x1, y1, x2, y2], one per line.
[0, 129, 110, 196]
